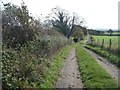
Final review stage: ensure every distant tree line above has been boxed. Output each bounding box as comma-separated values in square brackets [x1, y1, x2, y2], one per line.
[88, 29, 120, 36]
[88, 29, 104, 35]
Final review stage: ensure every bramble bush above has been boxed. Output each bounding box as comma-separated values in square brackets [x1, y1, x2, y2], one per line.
[2, 2, 72, 89]
[2, 34, 69, 89]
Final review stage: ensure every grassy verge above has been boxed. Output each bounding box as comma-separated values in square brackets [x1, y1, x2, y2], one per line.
[84, 45, 119, 68]
[40, 45, 73, 88]
[76, 43, 118, 88]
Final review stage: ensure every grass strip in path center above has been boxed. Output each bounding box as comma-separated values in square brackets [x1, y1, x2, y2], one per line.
[76, 43, 118, 88]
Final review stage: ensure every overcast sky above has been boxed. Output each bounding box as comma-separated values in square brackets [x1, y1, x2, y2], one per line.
[0, 0, 119, 29]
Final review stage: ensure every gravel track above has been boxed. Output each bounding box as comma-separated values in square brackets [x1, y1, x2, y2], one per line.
[56, 48, 83, 88]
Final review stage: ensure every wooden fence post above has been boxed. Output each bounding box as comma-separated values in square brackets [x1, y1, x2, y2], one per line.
[101, 39, 104, 52]
[108, 39, 112, 58]
[109, 39, 112, 51]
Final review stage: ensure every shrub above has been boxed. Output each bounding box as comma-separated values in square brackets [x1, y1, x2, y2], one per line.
[2, 34, 69, 89]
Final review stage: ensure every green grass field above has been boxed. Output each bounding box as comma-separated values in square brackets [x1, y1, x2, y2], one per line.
[86, 35, 120, 68]
[104, 32, 120, 35]
[92, 36, 119, 53]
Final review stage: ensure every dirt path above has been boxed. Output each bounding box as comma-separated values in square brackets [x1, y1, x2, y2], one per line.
[83, 47, 120, 86]
[56, 48, 83, 88]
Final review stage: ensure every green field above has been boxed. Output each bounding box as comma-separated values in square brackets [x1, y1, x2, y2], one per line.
[87, 35, 120, 68]
[104, 32, 120, 35]
[92, 36, 119, 53]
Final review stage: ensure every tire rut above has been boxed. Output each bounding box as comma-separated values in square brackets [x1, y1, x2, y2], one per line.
[55, 48, 83, 88]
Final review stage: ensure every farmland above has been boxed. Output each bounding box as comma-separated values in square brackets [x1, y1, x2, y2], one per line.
[84, 35, 120, 68]
[92, 35, 119, 54]
[104, 32, 120, 35]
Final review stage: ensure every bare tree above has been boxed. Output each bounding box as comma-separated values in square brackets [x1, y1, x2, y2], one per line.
[49, 7, 84, 38]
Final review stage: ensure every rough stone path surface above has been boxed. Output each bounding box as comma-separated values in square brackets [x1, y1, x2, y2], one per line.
[84, 47, 120, 86]
[56, 48, 83, 88]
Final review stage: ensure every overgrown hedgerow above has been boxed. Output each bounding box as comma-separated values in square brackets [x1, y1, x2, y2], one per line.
[2, 3, 71, 88]
[2, 35, 70, 89]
